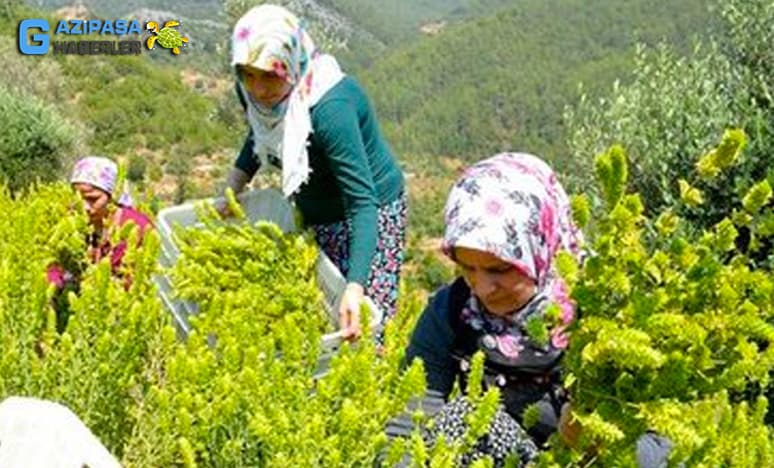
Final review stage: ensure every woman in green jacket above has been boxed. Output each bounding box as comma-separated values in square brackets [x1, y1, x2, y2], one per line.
[223, 4, 406, 342]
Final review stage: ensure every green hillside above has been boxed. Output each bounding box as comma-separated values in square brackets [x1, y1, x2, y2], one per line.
[22, 0, 530, 70]
[25, 0, 222, 19]
[317, 0, 515, 45]
[4, 0, 723, 221]
[1, 3, 243, 202]
[361, 0, 719, 170]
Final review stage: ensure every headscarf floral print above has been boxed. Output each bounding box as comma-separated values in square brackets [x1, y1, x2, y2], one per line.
[442, 153, 584, 356]
[231, 4, 344, 196]
[70, 156, 118, 196]
[231, 4, 315, 126]
[70, 156, 133, 206]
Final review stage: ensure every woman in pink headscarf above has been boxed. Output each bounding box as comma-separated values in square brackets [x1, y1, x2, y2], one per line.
[401, 152, 585, 462]
[47, 156, 152, 331]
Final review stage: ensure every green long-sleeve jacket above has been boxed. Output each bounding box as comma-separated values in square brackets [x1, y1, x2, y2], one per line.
[235, 76, 405, 285]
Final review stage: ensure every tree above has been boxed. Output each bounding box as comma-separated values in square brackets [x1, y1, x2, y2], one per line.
[126, 154, 147, 185]
[0, 86, 77, 193]
[564, 0, 773, 265]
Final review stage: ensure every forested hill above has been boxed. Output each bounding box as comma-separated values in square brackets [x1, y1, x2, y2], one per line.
[24, 0, 548, 69]
[359, 0, 719, 170]
[315, 0, 517, 45]
[6, 0, 720, 203]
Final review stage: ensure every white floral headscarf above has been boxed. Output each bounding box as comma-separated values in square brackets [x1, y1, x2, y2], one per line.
[443, 152, 584, 354]
[231, 4, 344, 196]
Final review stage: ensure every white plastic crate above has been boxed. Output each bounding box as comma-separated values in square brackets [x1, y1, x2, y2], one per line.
[153, 188, 383, 369]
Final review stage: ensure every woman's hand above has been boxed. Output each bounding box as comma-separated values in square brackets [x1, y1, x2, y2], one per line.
[338, 282, 364, 341]
[88, 245, 100, 263]
[558, 402, 582, 448]
[215, 200, 235, 219]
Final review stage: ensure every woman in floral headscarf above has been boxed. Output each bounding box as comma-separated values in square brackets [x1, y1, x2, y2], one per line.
[403, 152, 584, 460]
[223, 5, 406, 342]
[47, 156, 152, 331]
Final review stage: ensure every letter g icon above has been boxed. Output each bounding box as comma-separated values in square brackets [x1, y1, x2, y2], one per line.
[19, 19, 49, 55]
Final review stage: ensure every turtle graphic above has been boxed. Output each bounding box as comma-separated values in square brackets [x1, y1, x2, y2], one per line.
[146, 20, 189, 55]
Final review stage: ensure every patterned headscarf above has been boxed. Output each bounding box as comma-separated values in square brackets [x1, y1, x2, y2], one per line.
[70, 156, 132, 206]
[231, 4, 344, 196]
[442, 153, 584, 354]
[70, 156, 118, 196]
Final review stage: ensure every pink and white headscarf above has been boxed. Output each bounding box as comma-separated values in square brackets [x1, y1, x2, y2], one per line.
[70, 156, 118, 196]
[70, 156, 132, 206]
[231, 4, 345, 197]
[442, 153, 584, 352]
